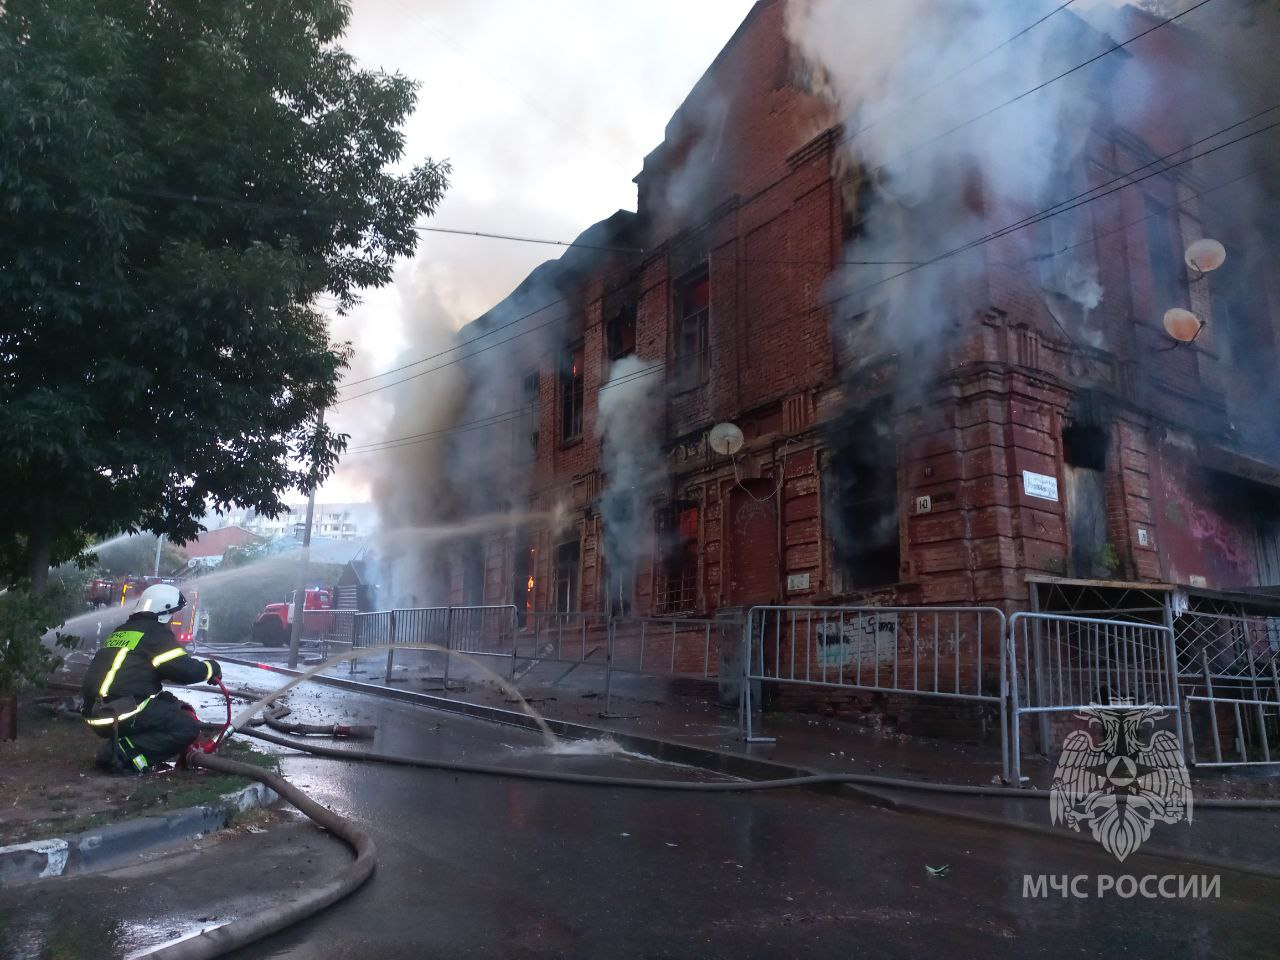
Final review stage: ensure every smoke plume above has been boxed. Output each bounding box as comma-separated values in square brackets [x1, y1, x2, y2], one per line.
[597, 355, 665, 610]
[786, 0, 1111, 374]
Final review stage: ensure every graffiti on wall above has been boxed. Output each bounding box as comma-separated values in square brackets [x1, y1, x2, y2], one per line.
[814, 612, 899, 666]
[1156, 443, 1258, 588]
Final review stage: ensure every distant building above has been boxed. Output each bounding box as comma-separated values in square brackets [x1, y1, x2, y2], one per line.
[180, 525, 265, 563]
[217, 503, 376, 542]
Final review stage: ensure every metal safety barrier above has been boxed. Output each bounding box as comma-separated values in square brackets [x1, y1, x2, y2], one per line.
[349, 606, 519, 685]
[742, 605, 1008, 780]
[1007, 612, 1180, 784]
[518, 611, 611, 670]
[1174, 609, 1280, 767]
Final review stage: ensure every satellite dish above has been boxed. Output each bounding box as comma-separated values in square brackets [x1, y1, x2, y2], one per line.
[1185, 238, 1226, 275]
[708, 422, 744, 456]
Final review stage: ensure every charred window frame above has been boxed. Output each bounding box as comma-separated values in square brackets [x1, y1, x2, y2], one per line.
[606, 303, 637, 361]
[1144, 195, 1188, 310]
[674, 271, 710, 391]
[656, 502, 699, 614]
[512, 533, 535, 626]
[519, 370, 540, 462]
[559, 343, 584, 443]
[1033, 162, 1100, 303]
[840, 166, 877, 243]
[825, 408, 900, 589]
[601, 498, 636, 617]
[551, 535, 581, 613]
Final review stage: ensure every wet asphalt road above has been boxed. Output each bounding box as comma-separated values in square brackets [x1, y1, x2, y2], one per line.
[4, 664, 1278, 959]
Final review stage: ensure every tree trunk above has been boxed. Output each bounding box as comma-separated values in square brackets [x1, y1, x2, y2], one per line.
[0, 694, 16, 741]
[27, 494, 53, 591]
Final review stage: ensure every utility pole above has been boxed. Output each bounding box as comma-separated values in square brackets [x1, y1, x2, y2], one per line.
[153, 534, 165, 578]
[287, 409, 324, 669]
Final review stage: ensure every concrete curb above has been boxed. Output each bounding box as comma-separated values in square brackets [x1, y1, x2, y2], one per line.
[221, 655, 1280, 882]
[0, 781, 278, 889]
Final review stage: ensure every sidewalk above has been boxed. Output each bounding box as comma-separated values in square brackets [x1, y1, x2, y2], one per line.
[0, 691, 279, 886]
[221, 647, 1280, 877]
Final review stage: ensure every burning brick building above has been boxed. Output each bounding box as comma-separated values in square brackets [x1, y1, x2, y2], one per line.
[422, 0, 1280, 630]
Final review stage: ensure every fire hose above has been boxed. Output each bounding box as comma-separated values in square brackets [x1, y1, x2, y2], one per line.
[138, 679, 1280, 959]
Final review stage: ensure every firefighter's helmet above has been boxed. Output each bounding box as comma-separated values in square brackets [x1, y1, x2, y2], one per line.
[135, 583, 186, 623]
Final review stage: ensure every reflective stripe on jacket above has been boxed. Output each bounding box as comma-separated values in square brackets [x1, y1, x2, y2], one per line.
[81, 613, 214, 714]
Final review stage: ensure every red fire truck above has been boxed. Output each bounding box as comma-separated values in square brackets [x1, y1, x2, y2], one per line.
[86, 577, 204, 646]
[250, 587, 335, 647]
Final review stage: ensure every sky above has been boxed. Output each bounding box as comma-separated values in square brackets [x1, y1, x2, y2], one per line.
[317, 0, 757, 502]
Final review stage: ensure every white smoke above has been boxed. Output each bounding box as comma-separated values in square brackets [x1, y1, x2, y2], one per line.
[369, 267, 468, 608]
[597, 355, 665, 611]
[786, 0, 1110, 368]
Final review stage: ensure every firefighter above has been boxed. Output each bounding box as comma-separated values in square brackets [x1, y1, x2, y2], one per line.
[81, 583, 223, 774]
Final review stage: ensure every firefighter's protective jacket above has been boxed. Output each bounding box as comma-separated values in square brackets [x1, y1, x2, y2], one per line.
[81, 613, 217, 722]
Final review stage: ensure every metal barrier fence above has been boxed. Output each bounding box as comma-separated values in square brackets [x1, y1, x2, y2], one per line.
[349, 606, 519, 684]
[348, 607, 734, 711]
[742, 605, 1008, 780]
[1174, 609, 1280, 767]
[1007, 612, 1180, 784]
[518, 611, 611, 670]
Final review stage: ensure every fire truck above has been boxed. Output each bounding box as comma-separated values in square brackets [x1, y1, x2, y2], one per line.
[250, 587, 335, 647]
[85, 577, 205, 646]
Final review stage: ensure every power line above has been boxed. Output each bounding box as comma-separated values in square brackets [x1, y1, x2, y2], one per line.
[335, 106, 1280, 406]
[844, 0, 1078, 144]
[825, 111, 1280, 313]
[836, 0, 1217, 163]
[341, 146, 1280, 457]
[343, 355, 671, 455]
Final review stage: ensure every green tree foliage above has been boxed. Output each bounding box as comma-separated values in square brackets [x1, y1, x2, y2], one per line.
[0, 0, 449, 586]
[0, 581, 80, 694]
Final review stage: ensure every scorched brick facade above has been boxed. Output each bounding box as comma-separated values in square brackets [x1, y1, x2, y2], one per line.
[427, 2, 1280, 649]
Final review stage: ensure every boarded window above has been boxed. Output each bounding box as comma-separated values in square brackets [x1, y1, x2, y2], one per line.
[675, 272, 709, 390]
[560, 344, 584, 442]
[656, 503, 699, 613]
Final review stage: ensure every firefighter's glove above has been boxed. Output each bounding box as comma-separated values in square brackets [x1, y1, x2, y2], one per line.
[205, 659, 223, 685]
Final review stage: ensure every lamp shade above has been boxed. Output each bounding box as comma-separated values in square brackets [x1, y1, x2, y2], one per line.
[1185, 238, 1226, 274]
[1162, 307, 1204, 343]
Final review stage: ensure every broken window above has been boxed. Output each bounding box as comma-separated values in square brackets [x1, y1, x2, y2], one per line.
[551, 536, 580, 613]
[1144, 196, 1187, 310]
[1063, 395, 1113, 578]
[521, 370, 540, 462]
[674, 271, 709, 390]
[606, 303, 637, 361]
[559, 343, 584, 442]
[840, 166, 877, 243]
[601, 498, 636, 617]
[656, 502, 699, 614]
[825, 408, 900, 589]
[512, 533, 534, 626]
[601, 556, 634, 618]
[1036, 165, 1100, 309]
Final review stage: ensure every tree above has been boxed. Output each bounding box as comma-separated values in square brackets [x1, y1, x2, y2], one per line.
[0, 0, 449, 588]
